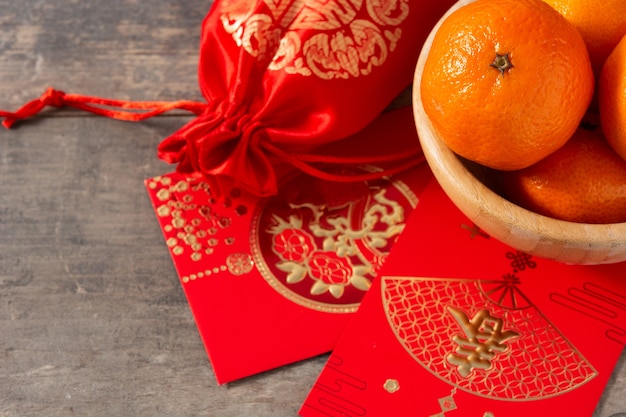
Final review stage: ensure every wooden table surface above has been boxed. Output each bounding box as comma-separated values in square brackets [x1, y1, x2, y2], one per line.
[0, 1, 624, 416]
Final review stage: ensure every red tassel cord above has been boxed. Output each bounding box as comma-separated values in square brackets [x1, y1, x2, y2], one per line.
[0, 87, 208, 128]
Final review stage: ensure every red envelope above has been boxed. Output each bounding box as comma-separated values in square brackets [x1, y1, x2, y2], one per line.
[301, 180, 625, 417]
[145, 107, 433, 384]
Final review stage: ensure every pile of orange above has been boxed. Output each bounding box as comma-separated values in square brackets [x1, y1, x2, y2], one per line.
[420, 0, 626, 224]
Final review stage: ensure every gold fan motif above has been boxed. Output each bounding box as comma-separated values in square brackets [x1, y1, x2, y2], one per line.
[382, 276, 597, 400]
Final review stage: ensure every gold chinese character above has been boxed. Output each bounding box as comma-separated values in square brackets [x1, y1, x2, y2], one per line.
[447, 307, 519, 377]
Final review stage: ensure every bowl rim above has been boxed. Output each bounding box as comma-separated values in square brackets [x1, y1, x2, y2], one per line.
[412, 0, 626, 264]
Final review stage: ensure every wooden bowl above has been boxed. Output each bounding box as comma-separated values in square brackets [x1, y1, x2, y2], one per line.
[412, 0, 626, 265]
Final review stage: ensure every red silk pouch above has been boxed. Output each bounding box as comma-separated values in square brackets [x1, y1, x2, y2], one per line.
[1, 0, 455, 197]
[156, 0, 456, 196]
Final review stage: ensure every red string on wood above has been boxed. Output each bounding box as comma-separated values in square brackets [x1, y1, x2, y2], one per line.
[0, 87, 208, 128]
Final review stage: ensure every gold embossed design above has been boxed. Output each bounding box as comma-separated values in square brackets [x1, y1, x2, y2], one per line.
[220, 0, 409, 79]
[253, 172, 417, 313]
[429, 388, 457, 417]
[148, 176, 241, 263]
[226, 253, 255, 275]
[382, 277, 598, 400]
[446, 307, 520, 377]
[383, 379, 400, 393]
[146, 175, 255, 283]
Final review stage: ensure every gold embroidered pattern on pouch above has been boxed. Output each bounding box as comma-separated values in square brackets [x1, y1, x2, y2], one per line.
[220, 0, 408, 79]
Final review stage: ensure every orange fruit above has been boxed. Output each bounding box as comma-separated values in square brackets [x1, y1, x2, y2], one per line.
[501, 126, 626, 224]
[599, 33, 626, 161]
[420, 0, 594, 171]
[541, 0, 626, 79]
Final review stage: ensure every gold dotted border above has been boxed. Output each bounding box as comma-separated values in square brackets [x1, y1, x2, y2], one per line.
[181, 265, 229, 284]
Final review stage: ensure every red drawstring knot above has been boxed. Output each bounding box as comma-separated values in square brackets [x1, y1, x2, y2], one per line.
[0, 87, 66, 128]
[1, 88, 67, 128]
[41, 88, 66, 108]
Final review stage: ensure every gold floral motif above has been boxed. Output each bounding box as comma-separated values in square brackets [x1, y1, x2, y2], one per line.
[220, 0, 409, 79]
[226, 253, 255, 276]
[268, 188, 405, 299]
[254, 172, 417, 314]
[383, 379, 400, 393]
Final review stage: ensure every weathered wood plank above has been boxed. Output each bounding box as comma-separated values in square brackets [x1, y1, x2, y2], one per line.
[0, 0, 208, 104]
[0, 115, 329, 416]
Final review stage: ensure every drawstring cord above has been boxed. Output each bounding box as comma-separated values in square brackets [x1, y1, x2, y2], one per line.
[0, 87, 208, 128]
[262, 140, 425, 183]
